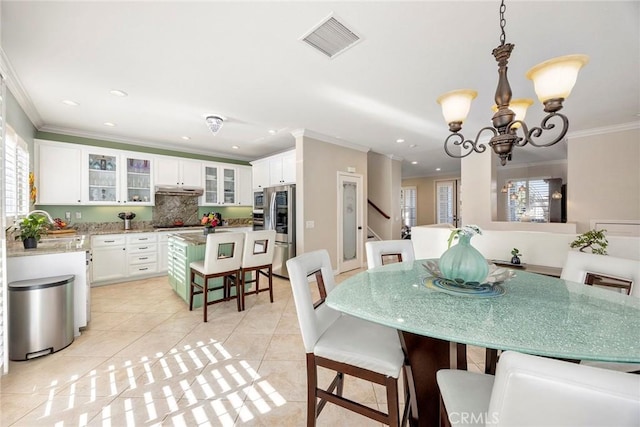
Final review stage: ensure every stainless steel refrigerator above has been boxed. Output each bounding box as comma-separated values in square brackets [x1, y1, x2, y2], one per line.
[264, 184, 296, 278]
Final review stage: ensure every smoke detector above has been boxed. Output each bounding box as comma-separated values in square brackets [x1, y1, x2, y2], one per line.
[205, 115, 224, 135]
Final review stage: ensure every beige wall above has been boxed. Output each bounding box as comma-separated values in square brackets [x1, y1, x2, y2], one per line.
[368, 152, 402, 239]
[568, 127, 640, 233]
[457, 126, 638, 235]
[402, 174, 460, 225]
[295, 134, 368, 268]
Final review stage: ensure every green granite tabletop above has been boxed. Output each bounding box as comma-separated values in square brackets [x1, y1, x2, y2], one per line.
[326, 260, 640, 363]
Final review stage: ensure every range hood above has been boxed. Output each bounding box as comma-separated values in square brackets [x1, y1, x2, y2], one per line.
[154, 185, 204, 196]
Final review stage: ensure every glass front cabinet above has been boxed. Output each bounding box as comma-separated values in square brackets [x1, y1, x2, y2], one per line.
[84, 149, 154, 205]
[202, 163, 237, 206]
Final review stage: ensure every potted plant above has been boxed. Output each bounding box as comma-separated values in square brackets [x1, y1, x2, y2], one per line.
[15, 214, 50, 249]
[570, 229, 608, 255]
[511, 248, 522, 264]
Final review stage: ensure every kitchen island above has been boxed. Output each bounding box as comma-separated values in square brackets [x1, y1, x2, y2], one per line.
[6, 235, 91, 337]
[167, 229, 251, 308]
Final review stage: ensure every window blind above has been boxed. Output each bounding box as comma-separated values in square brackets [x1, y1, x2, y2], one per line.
[506, 178, 550, 222]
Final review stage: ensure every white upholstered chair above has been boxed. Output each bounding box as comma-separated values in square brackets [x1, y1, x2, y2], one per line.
[365, 240, 416, 269]
[239, 230, 276, 309]
[561, 251, 640, 372]
[437, 350, 640, 427]
[189, 232, 245, 321]
[286, 250, 408, 426]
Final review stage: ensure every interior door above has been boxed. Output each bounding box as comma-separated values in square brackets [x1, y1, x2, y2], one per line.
[436, 179, 461, 227]
[338, 173, 364, 273]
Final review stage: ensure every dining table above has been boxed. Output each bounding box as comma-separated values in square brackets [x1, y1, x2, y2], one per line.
[325, 259, 640, 427]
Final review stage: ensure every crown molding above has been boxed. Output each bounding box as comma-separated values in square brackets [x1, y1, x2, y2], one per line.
[567, 121, 639, 139]
[38, 124, 256, 162]
[0, 47, 43, 128]
[290, 128, 370, 153]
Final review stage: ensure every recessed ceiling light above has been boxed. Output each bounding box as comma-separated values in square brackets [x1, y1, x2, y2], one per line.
[181, 136, 191, 140]
[409, 144, 417, 148]
[436, 168, 441, 171]
[396, 139, 405, 143]
[268, 129, 277, 135]
[231, 145, 239, 150]
[103, 122, 116, 127]
[62, 99, 79, 106]
[109, 89, 128, 97]
[411, 161, 418, 165]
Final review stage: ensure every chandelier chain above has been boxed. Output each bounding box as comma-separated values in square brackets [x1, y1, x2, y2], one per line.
[499, 0, 507, 46]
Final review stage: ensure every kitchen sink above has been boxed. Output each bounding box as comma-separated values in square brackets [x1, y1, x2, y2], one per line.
[38, 235, 86, 249]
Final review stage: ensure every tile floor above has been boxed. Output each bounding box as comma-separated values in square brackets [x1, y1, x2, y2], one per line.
[0, 270, 486, 426]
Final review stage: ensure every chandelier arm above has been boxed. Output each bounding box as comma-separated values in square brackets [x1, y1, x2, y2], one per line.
[522, 112, 569, 148]
[443, 127, 496, 158]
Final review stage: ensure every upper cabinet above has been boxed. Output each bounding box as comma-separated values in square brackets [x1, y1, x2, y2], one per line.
[36, 140, 83, 205]
[238, 166, 253, 206]
[83, 149, 154, 205]
[251, 150, 296, 188]
[203, 163, 252, 206]
[155, 156, 202, 187]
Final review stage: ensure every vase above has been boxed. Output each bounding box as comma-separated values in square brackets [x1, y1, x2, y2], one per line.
[23, 237, 38, 249]
[511, 256, 521, 265]
[438, 233, 489, 283]
[204, 227, 215, 235]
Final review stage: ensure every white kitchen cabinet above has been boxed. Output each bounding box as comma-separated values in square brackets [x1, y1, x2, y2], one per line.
[155, 156, 202, 187]
[251, 159, 270, 189]
[269, 150, 296, 185]
[202, 163, 245, 205]
[157, 232, 169, 272]
[238, 165, 253, 206]
[36, 140, 83, 205]
[91, 234, 127, 283]
[126, 233, 157, 276]
[83, 149, 154, 205]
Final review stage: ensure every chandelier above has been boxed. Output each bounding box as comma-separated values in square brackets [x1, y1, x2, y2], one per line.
[437, 0, 588, 166]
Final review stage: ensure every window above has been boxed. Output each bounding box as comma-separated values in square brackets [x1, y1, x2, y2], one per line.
[4, 126, 29, 221]
[506, 178, 550, 222]
[400, 186, 417, 227]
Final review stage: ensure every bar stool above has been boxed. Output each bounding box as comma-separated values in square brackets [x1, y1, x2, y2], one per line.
[239, 230, 276, 310]
[189, 232, 245, 322]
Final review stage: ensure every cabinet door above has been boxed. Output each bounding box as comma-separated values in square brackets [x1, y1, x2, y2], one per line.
[155, 156, 181, 186]
[221, 166, 237, 204]
[36, 141, 82, 204]
[252, 160, 270, 189]
[123, 153, 153, 205]
[269, 157, 283, 185]
[238, 166, 253, 206]
[85, 150, 120, 204]
[180, 159, 203, 187]
[203, 164, 219, 204]
[281, 151, 296, 184]
[92, 246, 127, 282]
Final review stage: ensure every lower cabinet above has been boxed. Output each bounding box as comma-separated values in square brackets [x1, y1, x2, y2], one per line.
[92, 232, 159, 285]
[91, 235, 127, 283]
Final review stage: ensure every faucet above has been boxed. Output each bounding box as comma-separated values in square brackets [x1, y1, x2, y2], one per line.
[26, 210, 55, 224]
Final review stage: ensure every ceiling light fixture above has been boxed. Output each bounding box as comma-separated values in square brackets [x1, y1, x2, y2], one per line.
[437, 0, 588, 166]
[232, 145, 239, 150]
[396, 139, 405, 143]
[62, 99, 79, 106]
[103, 122, 116, 127]
[205, 115, 224, 135]
[268, 129, 277, 135]
[411, 161, 418, 165]
[181, 136, 191, 141]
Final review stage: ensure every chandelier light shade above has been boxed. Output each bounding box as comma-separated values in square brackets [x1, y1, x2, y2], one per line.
[438, 0, 588, 166]
[205, 115, 224, 135]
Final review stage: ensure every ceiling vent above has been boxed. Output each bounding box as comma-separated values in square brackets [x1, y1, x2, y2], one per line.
[302, 15, 361, 59]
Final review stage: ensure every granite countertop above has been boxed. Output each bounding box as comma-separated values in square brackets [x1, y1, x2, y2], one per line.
[7, 235, 90, 257]
[89, 223, 253, 235]
[168, 228, 245, 246]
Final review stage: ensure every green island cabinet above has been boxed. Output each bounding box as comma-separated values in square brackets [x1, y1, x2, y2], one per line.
[167, 232, 251, 308]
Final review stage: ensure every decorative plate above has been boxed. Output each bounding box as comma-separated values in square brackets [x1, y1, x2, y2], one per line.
[423, 276, 505, 298]
[422, 260, 514, 298]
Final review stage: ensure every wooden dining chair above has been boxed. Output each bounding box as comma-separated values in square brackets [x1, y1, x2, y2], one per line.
[286, 249, 409, 426]
[561, 251, 640, 373]
[189, 232, 245, 321]
[365, 240, 416, 269]
[239, 229, 276, 310]
[437, 350, 640, 427]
